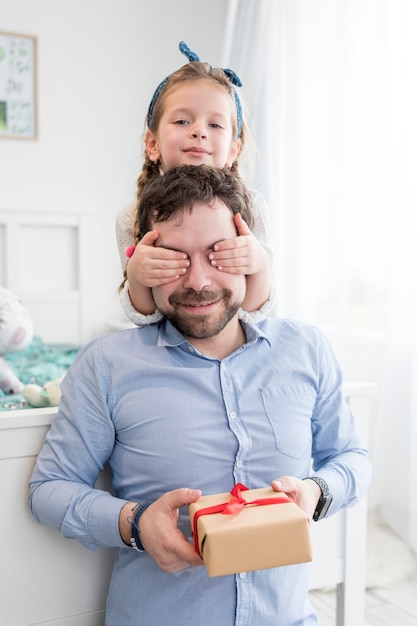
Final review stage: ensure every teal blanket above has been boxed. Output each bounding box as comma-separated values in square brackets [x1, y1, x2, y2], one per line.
[0, 336, 79, 411]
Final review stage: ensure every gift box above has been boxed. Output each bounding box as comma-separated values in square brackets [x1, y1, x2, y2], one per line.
[189, 483, 312, 577]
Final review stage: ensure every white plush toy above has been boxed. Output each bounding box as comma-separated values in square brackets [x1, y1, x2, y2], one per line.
[0, 286, 34, 394]
[23, 375, 65, 408]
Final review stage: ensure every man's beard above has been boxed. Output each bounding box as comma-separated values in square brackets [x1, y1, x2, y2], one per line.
[161, 288, 241, 339]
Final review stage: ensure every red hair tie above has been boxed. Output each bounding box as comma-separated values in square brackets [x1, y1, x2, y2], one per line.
[125, 245, 136, 258]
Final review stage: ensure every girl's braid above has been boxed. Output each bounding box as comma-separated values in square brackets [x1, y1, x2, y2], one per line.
[134, 156, 160, 244]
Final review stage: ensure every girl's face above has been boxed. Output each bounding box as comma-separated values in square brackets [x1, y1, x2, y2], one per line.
[146, 79, 241, 171]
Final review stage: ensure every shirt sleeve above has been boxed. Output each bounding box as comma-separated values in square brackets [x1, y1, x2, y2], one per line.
[250, 189, 274, 263]
[308, 327, 372, 515]
[29, 340, 129, 551]
[239, 189, 278, 321]
[120, 280, 163, 327]
[238, 283, 277, 323]
[116, 203, 136, 273]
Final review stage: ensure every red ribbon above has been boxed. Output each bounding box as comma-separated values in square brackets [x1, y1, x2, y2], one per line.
[192, 483, 290, 557]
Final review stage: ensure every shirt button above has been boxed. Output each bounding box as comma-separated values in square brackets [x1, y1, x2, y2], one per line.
[236, 460, 243, 469]
[239, 572, 246, 579]
[187, 345, 194, 353]
[229, 411, 237, 419]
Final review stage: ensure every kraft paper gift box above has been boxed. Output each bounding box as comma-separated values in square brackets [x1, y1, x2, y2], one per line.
[189, 484, 312, 577]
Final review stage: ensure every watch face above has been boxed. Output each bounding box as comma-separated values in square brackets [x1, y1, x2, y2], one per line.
[305, 477, 333, 521]
[313, 494, 333, 521]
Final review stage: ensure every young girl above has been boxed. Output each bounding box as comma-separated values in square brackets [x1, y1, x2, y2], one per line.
[0, 286, 33, 394]
[117, 41, 276, 326]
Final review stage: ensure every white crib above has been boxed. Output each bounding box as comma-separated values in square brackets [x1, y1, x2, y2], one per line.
[0, 207, 92, 345]
[0, 382, 375, 626]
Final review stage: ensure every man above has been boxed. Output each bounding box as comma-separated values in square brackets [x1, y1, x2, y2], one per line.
[30, 165, 371, 626]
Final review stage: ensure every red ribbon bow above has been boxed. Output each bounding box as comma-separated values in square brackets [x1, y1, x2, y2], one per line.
[192, 483, 290, 557]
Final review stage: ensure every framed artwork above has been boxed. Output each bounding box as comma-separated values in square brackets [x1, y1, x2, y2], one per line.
[0, 32, 37, 140]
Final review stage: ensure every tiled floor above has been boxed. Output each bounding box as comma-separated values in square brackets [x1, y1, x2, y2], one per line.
[310, 545, 417, 626]
[311, 573, 417, 626]
[310, 511, 417, 625]
[310, 573, 417, 625]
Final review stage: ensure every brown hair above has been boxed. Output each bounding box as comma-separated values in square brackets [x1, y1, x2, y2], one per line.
[137, 164, 254, 238]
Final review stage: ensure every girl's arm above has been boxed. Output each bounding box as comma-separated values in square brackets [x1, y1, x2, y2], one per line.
[245, 189, 277, 315]
[209, 213, 271, 312]
[243, 261, 271, 312]
[126, 230, 190, 315]
[116, 205, 188, 323]
[116, 204, 158, 324]
[207, 189, 277, 318]
[126, 233, 159, 316]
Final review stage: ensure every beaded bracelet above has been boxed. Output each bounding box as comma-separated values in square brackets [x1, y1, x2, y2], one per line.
[128, 502, 151, 552]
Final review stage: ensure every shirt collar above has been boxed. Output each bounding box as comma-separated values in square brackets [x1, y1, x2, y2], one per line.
[157, 319, 272, 352]
[242, 321, 272, 348]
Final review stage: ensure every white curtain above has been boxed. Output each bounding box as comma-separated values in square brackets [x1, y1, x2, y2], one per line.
[223, 0, 417, 551]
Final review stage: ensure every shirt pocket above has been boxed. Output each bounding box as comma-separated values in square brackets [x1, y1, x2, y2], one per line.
[260, 384, 316, 459]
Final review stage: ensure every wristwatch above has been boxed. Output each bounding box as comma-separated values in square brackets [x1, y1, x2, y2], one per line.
[306, 476, 333, 521]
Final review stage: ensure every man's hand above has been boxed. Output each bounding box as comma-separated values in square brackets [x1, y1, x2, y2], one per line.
[271, 476, 321, 522]
[120, 488, 204, 573]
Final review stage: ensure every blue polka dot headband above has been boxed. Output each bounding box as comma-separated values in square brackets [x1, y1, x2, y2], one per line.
[146, 41, 243, 138]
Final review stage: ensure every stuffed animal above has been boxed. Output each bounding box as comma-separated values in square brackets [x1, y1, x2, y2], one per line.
[23, 375, 65, 408]
[0, 286, 34, 394]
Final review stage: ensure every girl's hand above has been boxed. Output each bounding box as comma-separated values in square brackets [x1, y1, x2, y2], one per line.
[129, 230, 190, 287]
[208, 213, 268, 276]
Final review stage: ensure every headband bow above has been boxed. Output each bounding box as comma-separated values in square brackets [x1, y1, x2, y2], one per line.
[146, 41, 243, 138]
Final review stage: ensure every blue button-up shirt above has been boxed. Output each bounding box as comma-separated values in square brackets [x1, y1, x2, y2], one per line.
[30, 318, 371, 626]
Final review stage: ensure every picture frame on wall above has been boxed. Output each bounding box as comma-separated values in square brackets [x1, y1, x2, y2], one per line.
[0, 31, 37, 140]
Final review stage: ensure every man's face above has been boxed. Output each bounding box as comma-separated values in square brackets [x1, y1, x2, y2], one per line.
[152, 200, 245, 342]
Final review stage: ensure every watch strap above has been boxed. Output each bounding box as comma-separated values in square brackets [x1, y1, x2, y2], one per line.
[308, 476, 329, 496]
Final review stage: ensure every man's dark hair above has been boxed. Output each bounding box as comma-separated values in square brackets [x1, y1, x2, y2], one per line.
[137, 165, 254, 240]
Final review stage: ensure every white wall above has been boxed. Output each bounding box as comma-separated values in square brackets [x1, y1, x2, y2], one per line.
[0, 0, 229, 341]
